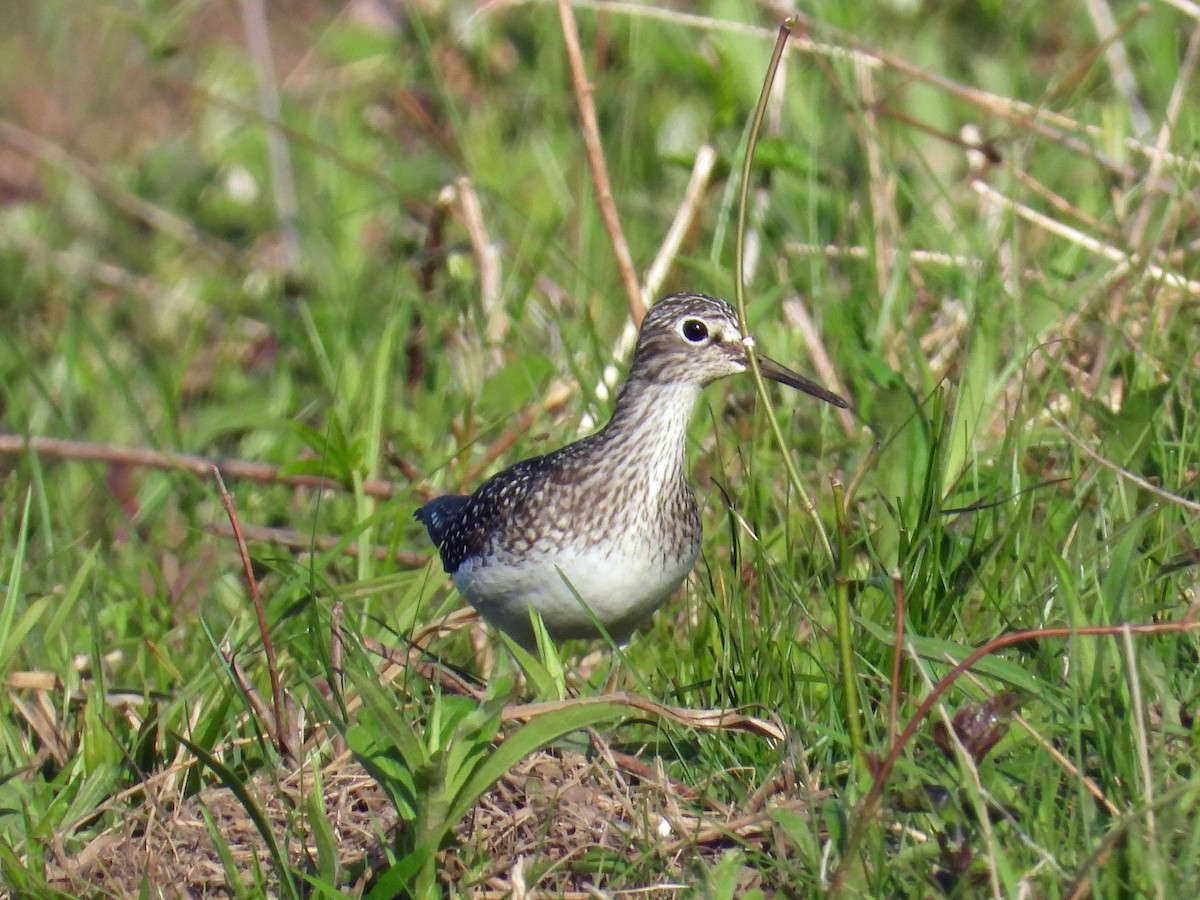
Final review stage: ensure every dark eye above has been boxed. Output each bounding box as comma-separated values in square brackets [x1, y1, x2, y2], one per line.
[682, 319, 709, 343]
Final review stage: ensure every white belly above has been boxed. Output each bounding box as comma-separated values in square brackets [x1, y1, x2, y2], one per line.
[453, 541, 698, 648]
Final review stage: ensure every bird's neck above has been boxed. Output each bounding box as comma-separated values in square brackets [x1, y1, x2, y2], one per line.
[598, 378, 702, 463]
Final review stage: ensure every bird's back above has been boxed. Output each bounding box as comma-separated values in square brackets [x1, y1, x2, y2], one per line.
[415, 448, 572, 574]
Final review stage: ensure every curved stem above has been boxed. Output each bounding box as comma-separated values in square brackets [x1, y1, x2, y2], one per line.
[732, 13, 864, 809]
[732, 18, 834, 562]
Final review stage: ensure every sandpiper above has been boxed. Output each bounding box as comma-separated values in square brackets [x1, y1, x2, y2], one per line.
[415, 293, 847, 650]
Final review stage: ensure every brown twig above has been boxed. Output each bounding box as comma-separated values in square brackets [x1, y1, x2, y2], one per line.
[607, 748, 731, 816]
[578, 144, 718, 433]
[661, 795, 820, 856]
[221, 644, 279, 749]
[355, 631, 485, 701]
[1005, 163, 1121, 240]
[499, 691, 786, 741]
[330, 601, 345, 703]
[785, 242, 994, 272]
[556, 0, 644, 323]
[212, 467, 291, 757]
[0, 434, 412, 500]
[454, 176, 506, 343]
[418, 185, 455, 293]
[969, 179, 1200, 296]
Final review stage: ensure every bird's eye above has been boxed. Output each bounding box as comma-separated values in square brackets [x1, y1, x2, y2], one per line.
[681, 319, 709, 343]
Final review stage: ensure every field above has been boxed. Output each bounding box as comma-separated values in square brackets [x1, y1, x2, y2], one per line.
[1, 0, 1199, 895]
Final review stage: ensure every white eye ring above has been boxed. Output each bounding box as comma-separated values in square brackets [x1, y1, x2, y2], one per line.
[680, 318, 709, 343]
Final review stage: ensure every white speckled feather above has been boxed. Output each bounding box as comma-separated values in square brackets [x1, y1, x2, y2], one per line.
[413, 293, 848, 649]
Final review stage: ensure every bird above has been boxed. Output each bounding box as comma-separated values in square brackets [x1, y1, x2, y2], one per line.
[415, 292, 848, 651]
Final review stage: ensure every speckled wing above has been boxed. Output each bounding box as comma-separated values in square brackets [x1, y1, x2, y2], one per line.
[414, 453, 556, 574]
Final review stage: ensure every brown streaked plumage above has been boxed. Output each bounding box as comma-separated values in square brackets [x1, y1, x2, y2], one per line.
[415, 292, 848, 650]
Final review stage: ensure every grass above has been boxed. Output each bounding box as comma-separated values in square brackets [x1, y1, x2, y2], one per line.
[1, 0, 1200, 895]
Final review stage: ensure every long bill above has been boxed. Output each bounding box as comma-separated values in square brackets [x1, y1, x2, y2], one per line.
[755, 353, 850, 409]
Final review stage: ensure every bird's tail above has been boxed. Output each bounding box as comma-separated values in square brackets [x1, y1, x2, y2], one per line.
[413, 495, 470, 546]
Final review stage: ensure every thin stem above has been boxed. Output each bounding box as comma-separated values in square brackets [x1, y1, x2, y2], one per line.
[0, 433, 407, 498]
[887, 570, 905, 747]
[832, 480, 865, 782]
[213, 467, 290, 757]
[557, 0, 645, 323]
[733, 18, 835, 562]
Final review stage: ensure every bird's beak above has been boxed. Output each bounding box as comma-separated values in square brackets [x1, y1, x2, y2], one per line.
[754, 352, 849, 409]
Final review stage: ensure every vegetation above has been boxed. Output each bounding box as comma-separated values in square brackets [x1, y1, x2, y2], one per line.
[0, 0, 1198, 895]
